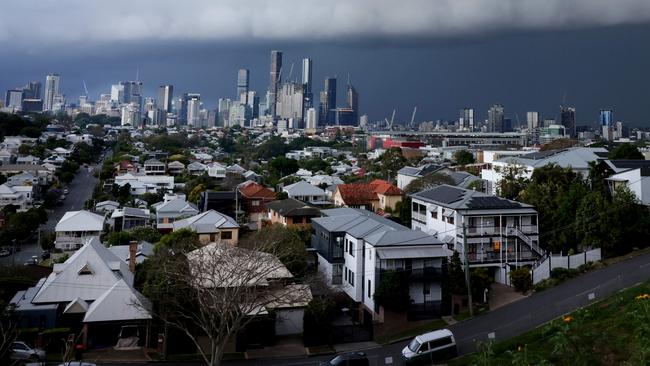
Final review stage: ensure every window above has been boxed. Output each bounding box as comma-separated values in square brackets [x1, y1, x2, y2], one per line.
[428, 336, 453, 350]
[332, 265, 343, 285]
[368, 279, 371, 298]
[78, 264, 93, 275]
[349, 240, 355, 257]
[252, 200, 260, 206]
[349, 270, 355, 286]
[448, 216, 454, 224]
[431, 210, 438, 219]
[531, 215, 537, 226]
[344, 267, 348, 281]
[220, 231, 233, 240]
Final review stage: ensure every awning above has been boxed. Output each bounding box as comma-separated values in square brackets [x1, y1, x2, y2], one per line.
[377, 247, 446, 259]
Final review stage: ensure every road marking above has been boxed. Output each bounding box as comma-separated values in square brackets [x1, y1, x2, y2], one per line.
[385, 356, 393, 364]
[488, 332, 496, 339]
[588, 292, 595, 300]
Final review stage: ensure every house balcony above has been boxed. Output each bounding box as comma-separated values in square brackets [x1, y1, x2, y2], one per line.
[465, 225, 538, 237]
[467, 250, 538, 264]
[378, 266, 444, 281]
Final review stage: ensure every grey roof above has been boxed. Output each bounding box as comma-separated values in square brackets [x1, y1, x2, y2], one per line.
[122, 207, 150, 218]
[447, 171, 480, 188]
[314, 208, 442, 248]
[173, 209, 239, 233]
[153, 198, 198, 214]
[267, 198, 321, 217]
[411, 184, 535, 211]
[283, 181, 326, 196]
[496, 147, 608, 170]
[397, 164, 444, 177]
[603, 159, 650, 173]
[144, 158, 164, 165]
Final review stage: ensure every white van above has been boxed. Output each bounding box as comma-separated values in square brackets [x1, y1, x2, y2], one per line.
[401, 329, 457, 365]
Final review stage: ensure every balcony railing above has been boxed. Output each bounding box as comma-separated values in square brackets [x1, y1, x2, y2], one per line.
[468, 251, 537, 263]
[378, 267, 444, 281]
[466, 224, 538, 237]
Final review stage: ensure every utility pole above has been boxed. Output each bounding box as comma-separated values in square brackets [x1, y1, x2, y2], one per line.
[463, 224, 473, 317]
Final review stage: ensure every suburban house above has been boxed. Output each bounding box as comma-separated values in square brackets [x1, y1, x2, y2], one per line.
[16, 155, 40, 165]
[267, 198, 321, 227]
[410, 185, 543, 284]
[207, 162, 227, 179]
[187, 243, 312, 349]
[9, 238, 151, 348]
[311, 208, 447, 323]
[114, 160, 137, 175]
[187, 162, 207, 176]
[54, 210, 106, 250]
[167, 160, 186, 175]
[198, 190, 239, 218]
[173, 210, 240, 245]
[53, 147, 72, 158]
[243, 170, 262, 183]
[601, 160, 650, 206]
[94, 200, 120, 214]
[152, 197, 199, 232]
[332, 179, 402, 213]
[481, 147, 608, 195]
[282, 181, 329, 205]
[108, 241, 155, 265]
[143, 159, 166, 175]
[110, 207, 151, 231]
[0, 183, 34, 211]
[238, 181, 276, 230]
[113, 173, 174, 196]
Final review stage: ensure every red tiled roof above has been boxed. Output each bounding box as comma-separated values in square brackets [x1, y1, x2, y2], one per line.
[337, 184, 379, 205]
[369, 179, 403, 196]
[239, 182, 276, 199]
[114, 160, 134, 170]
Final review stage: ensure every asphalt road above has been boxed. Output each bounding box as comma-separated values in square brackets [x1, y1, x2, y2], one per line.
[0, 161, 100, 266]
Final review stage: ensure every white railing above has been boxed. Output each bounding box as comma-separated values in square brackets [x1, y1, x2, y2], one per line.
[507, 226, 544, 256]
[531, 248, 602, 284]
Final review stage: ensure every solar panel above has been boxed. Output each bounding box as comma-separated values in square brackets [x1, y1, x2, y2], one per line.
[467, 196, 521, 209]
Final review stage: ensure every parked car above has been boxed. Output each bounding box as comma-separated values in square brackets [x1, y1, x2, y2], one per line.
[401, 329, 457, 365]
[41, 250, 51, 260]
[0, 248, 10, 257]
[320, 352, 369, 366]
[10, 341, 46, 361]
[57, 362, 97, 366]
[63, 188, 70, 194]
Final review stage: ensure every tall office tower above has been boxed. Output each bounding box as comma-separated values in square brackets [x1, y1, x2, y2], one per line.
[175, 93, 189, 124]
[301, 58, 313, 108]
[319, 77, 337, 125]
[4, 89, 24, 109]
[23, 81, 41, 99]
[247, 91, 259, 119]
[229, 104, 249, 127]
[600, 110, 613, 127]
[43, 74, 61, 111]
[157, 85, 174, 113]
[218, 98, 232, 127]
[560, 106, 576, 138]
[276, 82, 305, 123]
[121, 102, 142, 127]
[459, 107, 475, 130]
[121, 81, 143, 108]
[143, 97, 156, 112]
[111, 84, 125, 104]
[359, 114, 368, 128]
[268, 50, 282, 118]
[487, 104, 505, 133]
[305, 107, 318, 130]
[346, 82, 359, 124]
[526, 111, 540, 130]
[187, 96, 201, 127]
[237, 69, 250, 104]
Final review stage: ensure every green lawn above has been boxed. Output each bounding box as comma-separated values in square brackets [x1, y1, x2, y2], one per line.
[451, 280, 650, 365]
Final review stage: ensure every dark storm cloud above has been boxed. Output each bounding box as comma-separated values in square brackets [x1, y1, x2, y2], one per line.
[1, 0, 650, 47]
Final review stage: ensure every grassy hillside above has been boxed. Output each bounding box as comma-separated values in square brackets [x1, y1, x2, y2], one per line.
[453, 280, 650, 365]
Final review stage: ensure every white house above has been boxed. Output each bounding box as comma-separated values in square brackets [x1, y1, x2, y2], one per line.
[55, 210, 106, 250]
[603, 160, 650, 206]
[152, 197, 199, 231]
[114, 173, 174, 196]
[206, 162, 227, 179]
[410, 185, 543, 284]
[311, 208, 447, 322]
[0, 183, 34, 211]
[143, 159, 166, 176]
[396, 164, 445, 190]
[481, 147, 608, 195]
[53, 147, 72, 158]
[282, 181, 329, 205]
[187, 162, 207, 175]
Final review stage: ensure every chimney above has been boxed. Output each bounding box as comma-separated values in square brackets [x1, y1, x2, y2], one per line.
[129, 240, 138, 273]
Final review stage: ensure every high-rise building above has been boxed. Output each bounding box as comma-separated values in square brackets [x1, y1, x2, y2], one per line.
[319, 77, 337, 125]
[487, 104, 505, 133]
[157, 85, 174, 113]
[301, 58, 313, 109]
[43, 74, 61, 111]
[346, 82, 359, 124]
[218, 98, 232, 127]
[526, 111, 540, 130]
[560, 106, 576, 138]
[459, 108, 474, 130]
[187, 95, 201, 127]
[237, 69, 250, 104]
[121, 102, 142, 127]
[305, 107, 318, 130]
[359, 114, 368, 128]
[247, 91, 259, 119]
[268, 50, 282, 118]
[276, 82, 305, 123]
[600, 110, 613, 127]
[4, 89, 24, 110]
[23, 81, 41, 99]
[111, 84, 125, 104]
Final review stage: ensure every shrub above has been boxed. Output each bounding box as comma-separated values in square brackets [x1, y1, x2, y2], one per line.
[510, 267, 532, 293]
[374, 271, 410, 312]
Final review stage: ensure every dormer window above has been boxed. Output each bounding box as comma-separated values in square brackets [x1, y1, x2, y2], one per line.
[78, 263, 93, 275]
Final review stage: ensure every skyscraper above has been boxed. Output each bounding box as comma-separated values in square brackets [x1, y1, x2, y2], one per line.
[187, 95, 201, 127]
[247, 91, 259, 119]
[4, 89, 24, 110]
[237, 69, 250, 104]
[23, 81, 41, 99]
[600, 110, 613, 127]
[459, 108, 474, 130]
[276, 82, 305, 123]
[218, 98, 232, 127]
[487, 104, 505, 133]
[43, 74, 60, 111]
[111, 84, 125, 104]
[157, 85, 174, 113]
[526, 111, 540, 130]
[269, 50, 282, 119]
[301, 58, 313, 109]
[305, 107, 318, 130]
[346, 82, 359, 124]
[319, 77, 336, 125]
[560, 106, 576, 138]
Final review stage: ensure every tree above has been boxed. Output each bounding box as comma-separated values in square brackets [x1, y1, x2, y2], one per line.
[303, 295, 337, 346]
[470, 267, 492, 303]
[373, 271, 410, 312]
[608, 143, 644, 160]
[188, 183, 206, 204]
[454, 150, 475, 165]
[403, 172, 456, 195]
[240, 224, 308, 277]
[142, 236, 299, 366]
[495, 164, 528, 200]
[269, 157, 299, 178]
[448, 251, 467, 295]
[40, 232, 56, 250]
[575, 191, 611, 251]
[17, 144, 31, 155]
[509, 267, 532, 293]
[377, 147, 407, 180]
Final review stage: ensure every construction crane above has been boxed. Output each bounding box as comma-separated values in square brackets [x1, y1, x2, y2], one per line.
[82, 80, 89, 96]
[384, 109, 396, 130]
[287, 63, 294, 81]
[410, 106, 417, 128]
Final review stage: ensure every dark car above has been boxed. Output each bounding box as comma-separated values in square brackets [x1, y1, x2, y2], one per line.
[320, 352, 370, 366]
[41, 250, 51, 260]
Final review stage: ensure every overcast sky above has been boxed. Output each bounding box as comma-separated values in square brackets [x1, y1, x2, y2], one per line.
[1, 0, 650, 125]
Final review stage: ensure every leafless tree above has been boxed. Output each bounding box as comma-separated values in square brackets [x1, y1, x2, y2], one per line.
[0, 312, 17, 364]
[141, 236, 309, 366]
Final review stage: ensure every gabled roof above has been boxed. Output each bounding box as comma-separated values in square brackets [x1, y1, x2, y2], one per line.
[187, 161, 207, 170]
[55, 210, 105, 232]
[173, 210, 239, 233]
[496, 147, 608, 170]
[266, 198, 321, 217]
[144, 158, 164, 165]
[153, 198, 199, 214]
[283, 181, 326, 196]
[63, 297, 89, 314]
[83, 279, 151, 323]
[411, 184, 535, 211]
[167, 160, 186, 168]
[336, 184, 379, 205]
[239, 182, 276, 200]
[397, 164, 444, 177]
[108, 241, 155, 265]
[227, 164, 246, 173]
[33, 237, 133, 304]
[369, 179, 403, 196]
[602, 159, 650, 174]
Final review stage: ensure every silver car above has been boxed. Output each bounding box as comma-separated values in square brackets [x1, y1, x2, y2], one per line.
[10, 341, 46, 361]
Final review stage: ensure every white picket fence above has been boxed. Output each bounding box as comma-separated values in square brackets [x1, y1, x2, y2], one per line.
[531, 248, 602, 284]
